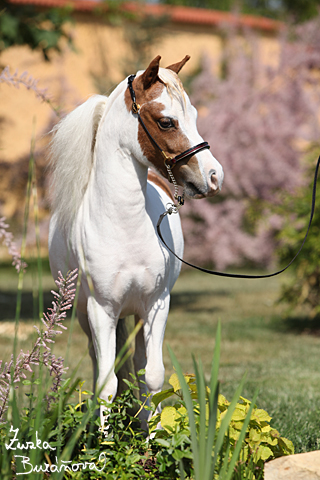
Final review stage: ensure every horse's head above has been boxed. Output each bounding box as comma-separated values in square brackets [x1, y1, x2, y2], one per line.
[125, 55, 224, 199]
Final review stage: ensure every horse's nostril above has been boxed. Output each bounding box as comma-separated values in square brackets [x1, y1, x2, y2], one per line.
[211, 172, 219, 190]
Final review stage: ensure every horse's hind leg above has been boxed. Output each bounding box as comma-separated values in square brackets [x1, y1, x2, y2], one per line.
[77, 310, 98, 393]
[133, 314, 147, 387]
[133, 314, 148, 428]
[116, 318, 135, 397]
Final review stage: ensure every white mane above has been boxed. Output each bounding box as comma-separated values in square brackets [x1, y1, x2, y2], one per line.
[49, 95, 107, 231]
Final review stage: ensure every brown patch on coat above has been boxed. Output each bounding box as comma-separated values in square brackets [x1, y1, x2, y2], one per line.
[139, 100, 193, 179]
[124, 70, 203, 189]
[147, 170, 174, 201]
[124, 74, 165, 115]
[166, 55, 190, 74]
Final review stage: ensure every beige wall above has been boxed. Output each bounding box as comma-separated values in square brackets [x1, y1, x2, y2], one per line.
[0, 13, 279, 161]
[0, 12, 279, 218]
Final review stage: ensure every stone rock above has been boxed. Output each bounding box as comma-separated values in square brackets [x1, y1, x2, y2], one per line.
[265, 451, 320, 480]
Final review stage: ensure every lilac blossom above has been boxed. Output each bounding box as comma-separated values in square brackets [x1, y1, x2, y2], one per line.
[0, 217, 27, 273]
[0, 269, 78, 422]
[0, 66, 61, 116]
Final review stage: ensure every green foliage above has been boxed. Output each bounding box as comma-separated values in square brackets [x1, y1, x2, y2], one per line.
[274, 153, 320, 316]
[0, 0, 73, 60]
[149, 326, 293, 480]
[221, 396, 294, 468]
[95, 0, 137, 26]
[0, 321, 294, 480]
[241, 0, 319, 22]
[281, 0, 319, 22]
[159, 0, 234, 11]
[0, 372, 159, 479]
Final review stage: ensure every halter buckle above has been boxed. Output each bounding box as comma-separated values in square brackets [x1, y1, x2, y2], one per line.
[162, 151, 175, 168]
[132, 102, 141, 114]
[176, 195, 184, 206]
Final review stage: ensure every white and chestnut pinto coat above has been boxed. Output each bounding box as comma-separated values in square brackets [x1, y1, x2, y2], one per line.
[48, 55, 224, 426]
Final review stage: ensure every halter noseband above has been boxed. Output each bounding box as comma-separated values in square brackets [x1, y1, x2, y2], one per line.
[127, 74, 210, 169]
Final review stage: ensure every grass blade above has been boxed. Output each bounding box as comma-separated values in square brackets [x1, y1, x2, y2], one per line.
[168, 345, 200, 478]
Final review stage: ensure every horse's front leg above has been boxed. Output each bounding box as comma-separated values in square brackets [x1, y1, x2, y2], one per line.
[77, 310, 97, 395]
[87, 296, 118, 426]
[135, 293, 170, 427]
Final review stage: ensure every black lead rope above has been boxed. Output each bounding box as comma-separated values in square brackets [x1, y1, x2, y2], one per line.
[157, 156, 320, 279]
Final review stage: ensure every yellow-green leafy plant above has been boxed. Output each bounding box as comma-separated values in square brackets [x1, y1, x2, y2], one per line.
[149, 323, 293, 480]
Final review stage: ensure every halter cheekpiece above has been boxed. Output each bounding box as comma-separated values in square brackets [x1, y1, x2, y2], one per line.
[128, 74, 210, 208]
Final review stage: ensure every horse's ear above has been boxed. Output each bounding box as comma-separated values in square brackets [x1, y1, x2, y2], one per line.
[166, 55, 190, 74]
[142, 55, 161, 90]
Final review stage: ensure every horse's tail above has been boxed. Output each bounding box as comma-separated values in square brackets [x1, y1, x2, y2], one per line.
[116, 318, 135, 397]
[49, 95, 108, 231]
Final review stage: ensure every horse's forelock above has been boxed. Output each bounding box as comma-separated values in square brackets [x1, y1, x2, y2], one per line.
[157, 67, 186, 111]
[135, 67, 186, 110]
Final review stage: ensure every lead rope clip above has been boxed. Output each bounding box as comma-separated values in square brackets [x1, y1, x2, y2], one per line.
[165, 162, 185, 215]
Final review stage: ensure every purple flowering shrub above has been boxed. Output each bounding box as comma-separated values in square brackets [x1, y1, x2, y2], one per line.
[181, 17, 320, 269]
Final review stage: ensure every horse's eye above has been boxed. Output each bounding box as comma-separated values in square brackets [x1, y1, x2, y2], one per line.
[157, 117, 174, 130]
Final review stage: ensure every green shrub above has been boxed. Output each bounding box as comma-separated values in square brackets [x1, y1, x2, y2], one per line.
[274, 152, 320, 316]
[0, 373, 159, 479]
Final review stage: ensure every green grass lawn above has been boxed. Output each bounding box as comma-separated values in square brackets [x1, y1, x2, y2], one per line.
[1, 260, 320, 454]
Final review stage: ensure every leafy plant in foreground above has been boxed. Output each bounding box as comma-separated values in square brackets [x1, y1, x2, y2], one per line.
[60, 375, 159, 480]
[151, 322, 256, 479]
[0, 372, 159, 479]
[0, 317, 295, 479]
[150, 323, 293, 479]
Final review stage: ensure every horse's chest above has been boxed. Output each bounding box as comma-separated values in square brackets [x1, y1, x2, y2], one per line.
[110, 265, 168, 317]
[87, 240, 170, 317]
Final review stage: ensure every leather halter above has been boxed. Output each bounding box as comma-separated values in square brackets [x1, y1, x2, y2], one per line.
[127, 75, 210, 169]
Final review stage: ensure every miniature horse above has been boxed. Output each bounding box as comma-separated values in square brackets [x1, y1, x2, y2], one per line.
[48, 55, 224, 426]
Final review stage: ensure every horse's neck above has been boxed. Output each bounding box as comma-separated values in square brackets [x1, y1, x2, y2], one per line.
[88, 136, 149, 229]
